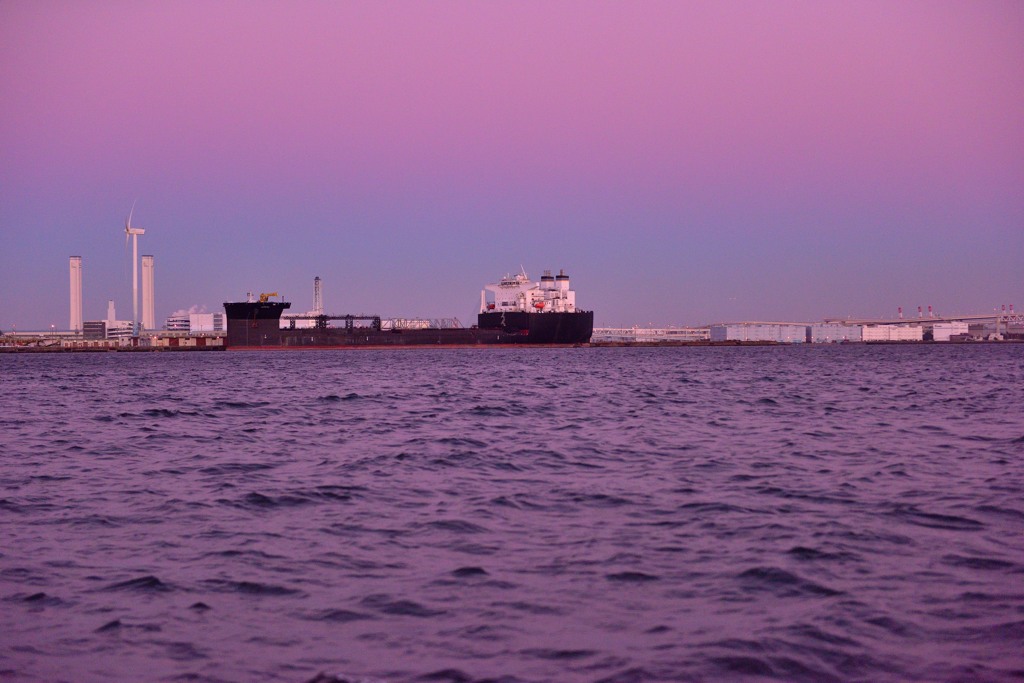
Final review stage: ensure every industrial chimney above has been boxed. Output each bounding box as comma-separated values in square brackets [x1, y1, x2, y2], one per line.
[69, 256, 83, 333]
[141, 255, 155, 331]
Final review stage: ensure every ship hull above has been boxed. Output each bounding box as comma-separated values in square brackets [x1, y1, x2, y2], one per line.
[223, 303, 593, 348]
[476, 311, 594, 344]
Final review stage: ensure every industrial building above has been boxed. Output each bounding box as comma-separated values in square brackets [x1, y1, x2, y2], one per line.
[82, 321, 133, 340]
[710, 323, 808, 343]
[82, 300, 133, 339]
[82, 321, 107, 340]
[592, 327, 710, 343]
[62, 338, 124, 350]
[809, 323, 862, 343]
[932, 321, 970, 342]
[147, 335, 223, 349]
[165, 313, 189, 332]
[165, 312, 226, 333]
[190, 313, 225, 332]
[58, 334, 224, 350]
[862, 325, 923, 342]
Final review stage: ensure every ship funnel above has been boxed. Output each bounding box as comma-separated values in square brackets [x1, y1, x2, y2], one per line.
[555, 269, 570, 292]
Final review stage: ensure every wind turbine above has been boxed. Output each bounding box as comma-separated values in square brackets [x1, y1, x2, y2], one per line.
[124, 202, 145, 335]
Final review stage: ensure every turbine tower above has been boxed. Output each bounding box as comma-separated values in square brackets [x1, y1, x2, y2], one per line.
[124, 203, 145, 336]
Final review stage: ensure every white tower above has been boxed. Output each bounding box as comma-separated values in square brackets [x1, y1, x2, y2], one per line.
[69, 256, 83, 333]
[124, 203, 146, 335]
[141, 255, 155, 332]
[313, 276, 323, 315]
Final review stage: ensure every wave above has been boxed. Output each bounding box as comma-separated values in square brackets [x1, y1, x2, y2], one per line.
[359, 594, 446, 618]
[606, 571, 660, 582]
[886, 505, 986, 531]
[104, 575, 173, 593]
[201, 579, 302, 596]
[737, 566, 842, 597]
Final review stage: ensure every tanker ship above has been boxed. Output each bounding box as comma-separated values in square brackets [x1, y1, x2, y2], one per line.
[223, 269, 593, 348]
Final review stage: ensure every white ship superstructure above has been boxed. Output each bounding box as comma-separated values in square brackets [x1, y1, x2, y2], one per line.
[480, 269, 577, 314]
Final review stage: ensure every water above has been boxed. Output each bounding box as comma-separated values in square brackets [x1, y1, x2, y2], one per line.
[2, 345, 1023, 683]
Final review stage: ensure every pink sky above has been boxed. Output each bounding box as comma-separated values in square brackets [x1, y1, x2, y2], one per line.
[1, 1, 1022, 327]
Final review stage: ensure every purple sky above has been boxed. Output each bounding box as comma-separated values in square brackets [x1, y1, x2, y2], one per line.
[2, 1, 1021, 329]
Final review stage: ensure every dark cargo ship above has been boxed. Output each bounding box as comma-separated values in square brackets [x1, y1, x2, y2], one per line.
[223, 269, 593, 348]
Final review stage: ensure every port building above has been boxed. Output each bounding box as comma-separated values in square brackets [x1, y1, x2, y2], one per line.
[592, 327, 710, 343]
[82, 321, 107, 339]
[165, 312, 226, 333]
[809, 323, 862, 343]
[861, 325, 924, 342]
[932, 321, 970, 342]
[83, 300, 133, 339]
[82, 320, 133, 339]
[710, 323, 808, 343]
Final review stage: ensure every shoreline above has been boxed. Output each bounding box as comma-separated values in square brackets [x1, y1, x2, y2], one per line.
[2, 339, 1020, 353]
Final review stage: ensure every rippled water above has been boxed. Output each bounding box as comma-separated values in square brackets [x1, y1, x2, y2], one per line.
[2, 345, 1023, 683]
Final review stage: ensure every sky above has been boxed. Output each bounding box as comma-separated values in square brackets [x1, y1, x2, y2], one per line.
[1, 1, 1022, 330]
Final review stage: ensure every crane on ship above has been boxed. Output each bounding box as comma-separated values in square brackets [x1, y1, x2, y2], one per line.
[258, 292, 279, 303]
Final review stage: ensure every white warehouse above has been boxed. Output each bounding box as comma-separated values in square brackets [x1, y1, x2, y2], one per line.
[809, 323, 862, 343]
[710, 323, 808, 343]
[862, 325, 923, 342]
[932, 321, 969, 342]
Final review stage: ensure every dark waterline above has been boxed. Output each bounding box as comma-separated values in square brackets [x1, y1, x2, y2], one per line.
[2, 346, 1023, 682]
